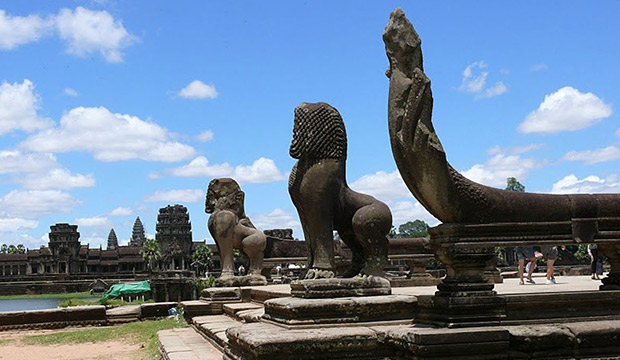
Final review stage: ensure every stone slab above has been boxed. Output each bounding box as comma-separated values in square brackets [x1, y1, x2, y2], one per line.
[290, 276, 391, 298]
[262, 294, 415, 326]
[223, 302, 263, 318]
[141, 302, 177, 319]
[225, 322, 393, 360]
[193, 314, 243, 351]
[158, 327, 222, 360]
[388, 326, 509, 360]
[182, 300, 226, 317]
[201, 287, 243, 301]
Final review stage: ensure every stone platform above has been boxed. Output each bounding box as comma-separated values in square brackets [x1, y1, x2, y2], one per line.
[290, 276, 391, 298]
[159, 277, 620, 359]
[262, 294, 415, 327]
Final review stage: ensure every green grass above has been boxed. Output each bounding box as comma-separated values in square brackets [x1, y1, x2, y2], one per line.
[58, 297, 154, 308]
[22, 318, 185, 359]
[0, 291, 94, 300]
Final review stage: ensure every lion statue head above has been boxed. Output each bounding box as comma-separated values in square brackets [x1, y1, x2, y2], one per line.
[289, 102, 347, 161]
[205, 178, 246, 218]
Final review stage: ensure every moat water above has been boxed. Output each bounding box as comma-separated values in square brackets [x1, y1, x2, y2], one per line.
[0, 298, 62, 312]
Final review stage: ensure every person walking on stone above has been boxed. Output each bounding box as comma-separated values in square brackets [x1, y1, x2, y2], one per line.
[541, 246, 558, 284]
[588, 244, 601, 280]
[516, 247, 536, 285]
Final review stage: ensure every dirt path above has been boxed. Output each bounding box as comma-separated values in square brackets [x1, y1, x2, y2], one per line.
[0, 329, 144, 360]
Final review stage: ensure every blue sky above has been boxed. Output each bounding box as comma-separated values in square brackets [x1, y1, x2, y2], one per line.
[0, 1, 619, 248]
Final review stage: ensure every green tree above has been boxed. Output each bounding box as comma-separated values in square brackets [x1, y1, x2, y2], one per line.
[388, 226, 397, 238]
[16, 244, 26, 254]
[192, 244, 213, 271]
[505, 177, 525, 192]
[7, 245, 17, 254]
[0, 244, 7, 254]
[140, 239, 161, 272]
[397, 220, 429, 238]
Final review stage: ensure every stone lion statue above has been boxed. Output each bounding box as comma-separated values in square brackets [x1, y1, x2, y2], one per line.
[289, 102, 393, 279]
[205, 178, 267, 286]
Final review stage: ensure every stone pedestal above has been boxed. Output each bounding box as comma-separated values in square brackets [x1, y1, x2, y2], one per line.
[290, 276, 390, 298]
[416, 243, 506, 328]
[600, 242, 620, 290]
[262, 294, 415, 327]
[215, 274, 267, 287]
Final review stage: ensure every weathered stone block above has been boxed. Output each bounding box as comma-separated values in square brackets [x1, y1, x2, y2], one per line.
[140, 302, 176, 318]
[225, 322, 391, 360]
[290, 276, 390, 298]
[263, 294, 415, 326]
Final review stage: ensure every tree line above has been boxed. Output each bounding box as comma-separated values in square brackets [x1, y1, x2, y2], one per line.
[0, 244, 27, 254]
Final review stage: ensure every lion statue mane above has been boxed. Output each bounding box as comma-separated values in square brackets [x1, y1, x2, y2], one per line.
[289, 102, 393, 279]
[206, 177, 267, 286]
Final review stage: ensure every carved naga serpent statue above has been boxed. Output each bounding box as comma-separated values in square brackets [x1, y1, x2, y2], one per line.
[383, 9, 620, 225]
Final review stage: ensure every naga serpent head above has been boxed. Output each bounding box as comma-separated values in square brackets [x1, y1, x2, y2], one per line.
[290, 102, 347, 161]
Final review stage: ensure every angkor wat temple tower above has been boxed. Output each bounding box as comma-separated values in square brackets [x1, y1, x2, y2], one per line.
[129, 217, 146, 247]
[155, 205, 193, 270]
[107, 228, 118, 250]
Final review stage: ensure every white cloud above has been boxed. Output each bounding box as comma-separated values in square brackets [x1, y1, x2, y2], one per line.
[349, 170, 438, 228]
[390, 200, 439, 228]
[110, 207, 132, 216]
[462, 154, 542, 187]
[459, 61, 488, 93]
[0, 150, 94, 189]
[0, 218, 38, 233]
[21, 168, 95, 189]
[55, 7, 136, 63]
[196, 130, 214, 142]
[562, 146, 620, 165]
[178, 80, 218, 99]
[487, 143, 545, 156]
[476, 81, 507, 99]
[518, 86, 612, 134]
[350, 170, 412, 202]
[169, 156, 286, 183]
[0, 79, 52, 135]
[0, 7, 136, 63]
[459, 61, 506, 99]
[144, 189, 203, 203]
[147, 172, 160, 180]
[64, 88, 78, 97]
[0, 190, 81, 218]
[530, 63, 548, 72]
[615, 128, 620, 138]
[551, 174, 620, 194]
[21, 106, 195, 162]
[0, 10, 53, 50]
[251, 209, 302, 235]
[0, 150, 57, 174]
[75, 216, 108, 227]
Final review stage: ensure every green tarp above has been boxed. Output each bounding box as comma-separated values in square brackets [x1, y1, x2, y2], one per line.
[102, 280, 151, 299]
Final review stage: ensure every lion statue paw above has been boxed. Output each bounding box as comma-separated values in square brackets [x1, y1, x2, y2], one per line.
[304, 268, 335, 280]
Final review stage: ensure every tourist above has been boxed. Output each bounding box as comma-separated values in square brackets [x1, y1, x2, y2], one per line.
[588, 244, 601, 280]
[238, 264, 245, 276]
[516, 247, 536, 285]
[541, 246, 558, 284]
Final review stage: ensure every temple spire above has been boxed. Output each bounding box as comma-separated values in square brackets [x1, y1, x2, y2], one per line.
[107, 228, 118, 250]
[129, 216, 146, 247]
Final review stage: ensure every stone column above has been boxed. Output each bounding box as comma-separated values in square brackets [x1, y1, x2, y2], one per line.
[599, 243, 620, 290]
[415, 225, 506, 328]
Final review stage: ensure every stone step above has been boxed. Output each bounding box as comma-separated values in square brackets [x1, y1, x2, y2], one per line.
[223, 302, 263, 319]
[192, 314, 244, 351]
[158, 327, 222, 360]
[236, 308, 264, 323]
